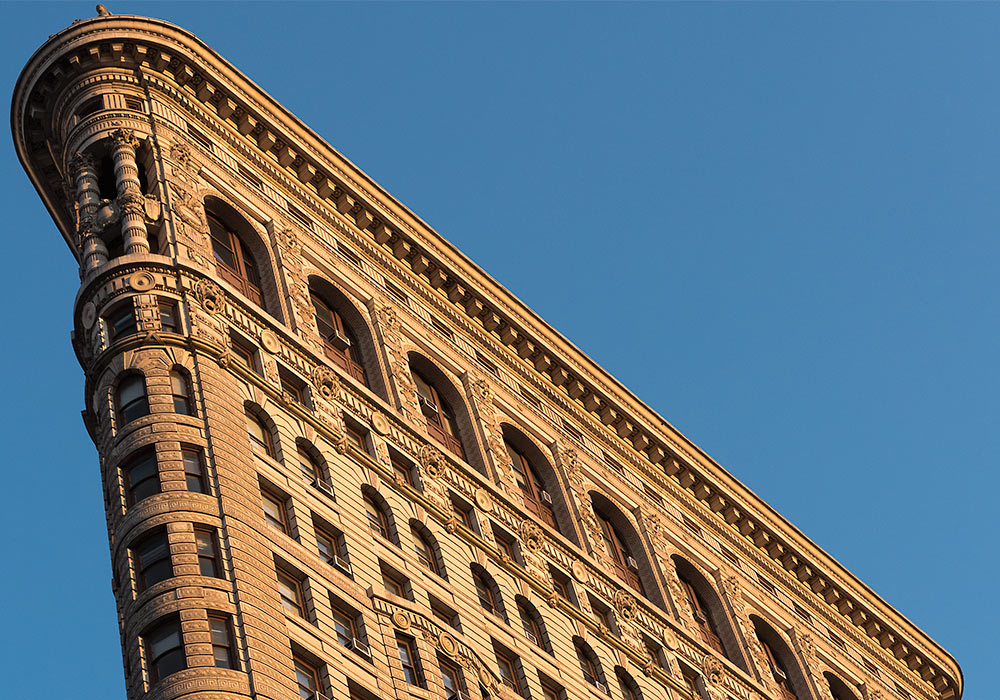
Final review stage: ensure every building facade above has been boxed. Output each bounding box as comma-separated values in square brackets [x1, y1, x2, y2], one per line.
[12, 8, 961, 700]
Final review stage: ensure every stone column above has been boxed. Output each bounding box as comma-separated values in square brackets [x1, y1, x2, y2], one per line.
[110, 128, 150, 255]
[69, 152, 108, 271]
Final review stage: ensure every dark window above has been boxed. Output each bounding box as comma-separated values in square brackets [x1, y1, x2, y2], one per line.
[549, 567, 574, 605]
[345, 422, 369, 453]
[280, 370, 306, 405]
[124, 450, 160, 506]
[133, 528, 172, 591]
[506, 440, 559, 531]
[441, 657, 467, 700]
[293, 654, 320, 699]
[576, 641, 605, 694]
[617, 671, 642, 700]
[517, 600, 545, 650]
[108, 304, 137, 341]
[396, 634, 423, 686]
[170, 369, 193, 415]
[297, 446, 321, 480]
[158, 301, 179, 333]
[381, 568, 408, 598]
[757, 631, 798, 700]
[678, 571, 726, 656]
[246, 410, 275, 458]
[392, 454, 415, 486]
[411, 368, 464, 459]
[77, 95, 104, 118]
[364, 493, 391, 541]
[596, 512, 643, 594]
[117, 374, 149, 425]
[208, 211, 263, 308]
[182, 448, 207, 494]
[412, 525, 442, 577]
[230, 335, 258, 372]
[431, 598, 461, 632]
[311, 293, 367, 385]
[451, 497, 474, 530]
[209, 614, 236, 669]
[541, 678, 565, 700]
[144, 617, 185, 684]
[331, 600, 360, 648]
[261, 490, 288, 534]
[195, 528, 222, 578]
[494, 647, 522, 696]
[473, 568, 503, 620]
[276, 567, 305, 618]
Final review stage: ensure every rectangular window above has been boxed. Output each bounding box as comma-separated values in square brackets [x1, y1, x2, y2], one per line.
[208, 614, 236, 669]
[293, 654, 320, 699]
[494, 647, 522, 696]
[540, 678, 565, 700]
[391, 454, 415, 487]
[331, 600, 359, 647]
[280, 370, 306, 405]
[195, 528, 222, 578]
[230, 335, 259, 373]
[315, 522, 345, 567]
[380, 563, 410, 600]
[276, 568, 305, 618]
[450, 496, 474, 530]
[182, 448, 207, 494]
[108, 306, 137, 341]
[430, 598, 461, 632]
[492, 525, 519, 562]
[125, 450, 160, 506]
[144, 616, 185, 684]
[440, 657, 466, 700]
[396, 634, 423, 686]
[237, 164, 263, 190]
[186, 123, 215, 151]
[261, 490, 289, 534]
[286, 200, 313, 231]
[133, 528, 172, 592]
[345, 421, 369, 453]
[158, 301, 179, 333]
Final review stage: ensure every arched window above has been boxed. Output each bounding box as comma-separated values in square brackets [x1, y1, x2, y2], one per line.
[752, 617, 803, 700]
[311, 292, 366, 385]
[410, 363, 465, 459]
[471, 565, 505, 622]
[615, 668, 643, 700]
[208, 210, 264, 308]
[364, 490, 395, 544]
[673, 557, 736, 662]
[595, 511, 643, 595]
[297, 444, 321, 480]
[824, 673, 861, 700]
[170, 369, 193, 415]
[515, 597, 549, 653]
[504, 430, 559, 533]
[245, 409, 276, 459]
[574, 639, 607, 695]
[411, 522, 445, 579]
[116, 373, 149, 425]
[123, 449, 160, 506]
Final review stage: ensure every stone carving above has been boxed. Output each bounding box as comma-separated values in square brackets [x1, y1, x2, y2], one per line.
[331, 431, 350, 455]
[702, 655, 724, 685]
[170, 140, 194, 172]
[518, 519, 544, 553]
[471, 377, 493, 403]
[81, 301, 97, 329]
[128, 271, 155, 291]
[613, 589, 638, 622]
[193, 279, 225, 314]
[390, 610, 410, 629]
[571, 559, 589, 583]
[546, 589, 560, 608]
[311, 365, 340, 400]
[375, 304, 398, 332]
[419, 444, 447, 480]
[370, 413, 390, 435]
[438, 632, 458, 656]
[259, 329, 280, 354]
[474, 487, 493, 512]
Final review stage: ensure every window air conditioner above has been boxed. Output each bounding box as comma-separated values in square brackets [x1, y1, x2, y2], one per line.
[594, 681, 609, 695]
[524, 630, 538, 645]
[312, 477, 336, 499]
[349, 638, 371, 659]
[419, 395, 439, 417]
[332, 555, 353, 576]
[626, 556, 639, 571]
[310, 693, 332, 700]
[326, 329, 351, 350]
[539, 490, 553, 504]
[772, 667, 788, 683]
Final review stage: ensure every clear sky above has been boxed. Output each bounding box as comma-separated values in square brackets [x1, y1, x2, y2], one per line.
[2, 2, 994, 699]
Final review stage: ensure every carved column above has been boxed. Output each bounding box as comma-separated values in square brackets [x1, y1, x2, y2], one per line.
[467, 375, 516, 496]
[69, 152, 108, 271]
[372, 302, 420, 421]
[790, 629, 834, 700]
[110, 128, 149, 254]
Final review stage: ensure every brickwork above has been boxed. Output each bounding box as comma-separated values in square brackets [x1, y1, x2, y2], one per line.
[13, 8, 961, 700]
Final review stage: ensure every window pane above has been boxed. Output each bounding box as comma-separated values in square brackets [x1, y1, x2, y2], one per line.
[159, 303, 177, 332]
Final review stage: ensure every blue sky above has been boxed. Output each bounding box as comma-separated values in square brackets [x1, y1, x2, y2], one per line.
[2, 2, 994, 699]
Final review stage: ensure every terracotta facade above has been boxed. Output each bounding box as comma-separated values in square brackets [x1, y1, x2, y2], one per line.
[12, 8, 961, 700]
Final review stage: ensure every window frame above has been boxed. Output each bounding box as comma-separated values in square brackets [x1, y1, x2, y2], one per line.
[132, 528, 172, 592]
[124, 450, 160, 506]
[195, 527, 223, 579]
[208, 614, 237, 669]
[261, 489, 289, 534]
[208, 211, 264, 308]
[411, 368, 465, 459]
[506, 440, 558, 530]
[293, 654, 320, 700]
[311, 292, 368, 385]
[396, 634, 424, 687]
[276, 567, 306, 619]
[116, 373, 150, 426]
[170, 369, 194, 416]
[182, 447, 208, 494]
[246, 410, 276, 458]
[143, 616, 185, 685]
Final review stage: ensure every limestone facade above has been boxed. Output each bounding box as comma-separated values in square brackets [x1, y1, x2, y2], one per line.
[12, 8, 962, 700]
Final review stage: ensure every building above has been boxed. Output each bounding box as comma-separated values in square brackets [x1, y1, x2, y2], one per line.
[11, 7, 962, 700]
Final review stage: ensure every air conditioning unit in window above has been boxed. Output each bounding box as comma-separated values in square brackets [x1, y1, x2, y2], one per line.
[310, 693, 332, 700]
[326, 329, 351, 350]
[348, 638, 371, 659]
[593, 681, 609, 695]
[772, 667, 788, 683]
[418, 395, 439, 417]
[523, 630, 538, 645]
[539, 490, 553, 504]
[626, 556, 639, 571]
[332, 555, 353, 576]
[312, 477, 336, 500]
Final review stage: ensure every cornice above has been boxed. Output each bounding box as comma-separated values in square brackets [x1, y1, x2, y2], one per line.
[13, 12, 961, 699]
